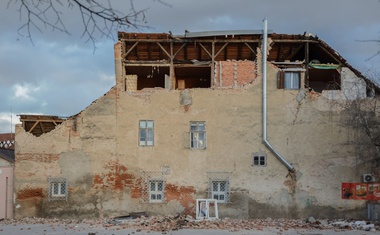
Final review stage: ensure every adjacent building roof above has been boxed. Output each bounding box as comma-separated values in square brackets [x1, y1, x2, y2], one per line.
[0, 148, 14, 163]
[0, 133, 15, 150]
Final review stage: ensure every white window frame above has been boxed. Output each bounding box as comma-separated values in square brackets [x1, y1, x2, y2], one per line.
[284, 71, 300, 90]
[139, 120, 154, 146]
[252, 155, 267, 167]
[48, 177, 68, 201]
[190, 121, 206, 149]
[211, 180, 229, 203]
[149, 180, 164, 203]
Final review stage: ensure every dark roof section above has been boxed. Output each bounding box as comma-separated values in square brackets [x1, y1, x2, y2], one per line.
[0, 148, 14, 163]
[18, 114, 65, 137]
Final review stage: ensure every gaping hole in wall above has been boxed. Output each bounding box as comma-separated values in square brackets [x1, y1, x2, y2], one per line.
[308, 68, 341, 92]
[175, 67, 211, 89]
[125, 66, 169, 90]
[19, 115, 65, 137]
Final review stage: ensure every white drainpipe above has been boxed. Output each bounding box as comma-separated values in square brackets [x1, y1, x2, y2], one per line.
[262, 18, 295, 172]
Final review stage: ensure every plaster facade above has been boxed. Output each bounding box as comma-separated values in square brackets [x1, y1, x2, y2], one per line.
[14, 32, 379, 220]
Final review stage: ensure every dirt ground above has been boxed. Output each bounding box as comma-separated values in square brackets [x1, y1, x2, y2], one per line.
[0, 217, 379, 235]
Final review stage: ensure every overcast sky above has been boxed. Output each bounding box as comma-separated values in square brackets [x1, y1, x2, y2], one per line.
[0, 0, 379, 134]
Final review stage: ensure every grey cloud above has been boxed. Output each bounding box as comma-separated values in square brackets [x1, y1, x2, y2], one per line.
[0, 0, 379, 133]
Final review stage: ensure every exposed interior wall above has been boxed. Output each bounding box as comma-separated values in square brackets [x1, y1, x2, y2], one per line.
[214, 60, 257, 88]
[322, 68, 367, 100]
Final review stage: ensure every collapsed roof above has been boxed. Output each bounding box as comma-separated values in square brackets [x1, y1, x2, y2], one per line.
[118, 30, 377, 91]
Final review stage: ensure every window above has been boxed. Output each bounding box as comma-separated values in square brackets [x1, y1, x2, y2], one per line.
[207, 172, 230, 203]
[48, 177, 68, 201]
[149, 180, 164, 203]
[190, 122, 206, 149]
[141, 171, 165, 203]
[211, 181, 228, 202]
[252, 152, 267, 166]
[139, 120, 154, 146]
[253, 155, 266, 166]
[277, 71, 300, 90]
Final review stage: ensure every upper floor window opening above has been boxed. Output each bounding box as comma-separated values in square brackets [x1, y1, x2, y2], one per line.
[190, 121, 206, 149]
[277, 70, 301, 90]
[139, 120, 154, 146]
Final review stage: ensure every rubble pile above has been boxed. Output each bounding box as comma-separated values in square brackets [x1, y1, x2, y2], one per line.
[106, 215, 380, 233]
[1, 216, 379, 233]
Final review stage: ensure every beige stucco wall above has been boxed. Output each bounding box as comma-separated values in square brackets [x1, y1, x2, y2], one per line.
[14, 48, 378, 219]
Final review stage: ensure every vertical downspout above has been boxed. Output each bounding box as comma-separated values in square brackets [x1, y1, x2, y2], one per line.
[5, 177, 8, 219]
[262, 18, 295, 172]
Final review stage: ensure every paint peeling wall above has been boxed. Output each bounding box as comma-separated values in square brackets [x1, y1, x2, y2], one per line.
[14, 46, 378, 220]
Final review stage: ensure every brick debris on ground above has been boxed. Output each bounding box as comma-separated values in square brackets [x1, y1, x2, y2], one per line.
[0, 216, 379, 234]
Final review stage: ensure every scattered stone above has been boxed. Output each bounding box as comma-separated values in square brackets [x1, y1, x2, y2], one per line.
[0, 216, 379, 233]
[306, 217, 316, 223]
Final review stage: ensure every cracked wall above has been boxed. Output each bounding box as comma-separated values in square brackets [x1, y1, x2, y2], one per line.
[14, 55, 377, 219]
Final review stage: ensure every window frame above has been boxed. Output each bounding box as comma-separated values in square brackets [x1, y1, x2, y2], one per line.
[139, 120, 154, 146]
[48, 177, 68, 201]
[148, 179, 165, 203]
[252, 155, 267, 166]
[51, 182, 66, 196]
[277, 70, 301, 90]
[190, 121, 206, 149]
[211, 180, 228, 203]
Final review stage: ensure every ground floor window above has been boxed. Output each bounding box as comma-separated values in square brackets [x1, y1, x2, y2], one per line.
[211, 180, 228, 202]
[48, 177, 68, 201]
[141, 171, 166, 203]
[149, 180, 164, 203]
[207, 172, 231, 203]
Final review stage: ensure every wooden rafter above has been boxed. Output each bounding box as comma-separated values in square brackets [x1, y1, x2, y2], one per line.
[124, 42, 139, 57]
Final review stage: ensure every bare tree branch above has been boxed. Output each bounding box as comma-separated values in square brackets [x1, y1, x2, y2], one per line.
[356, 39, 380, 61]
[7, 0, 169, 49]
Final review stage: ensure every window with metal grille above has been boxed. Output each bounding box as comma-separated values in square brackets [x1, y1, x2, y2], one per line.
[139, 120, 154, 146]
[207, 172, 230, 203]
[48, 177, 68, 201]
[189, 121, 206, 149]
[278, 71, 300, 90]
[149, 180, 164, 203]
[141, 171, 165, 203]
[211, 181, 228, 202]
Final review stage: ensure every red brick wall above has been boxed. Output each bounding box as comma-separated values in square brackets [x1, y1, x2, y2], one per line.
[215, 60, 257, 88]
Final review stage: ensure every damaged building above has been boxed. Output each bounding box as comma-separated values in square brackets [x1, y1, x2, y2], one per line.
[13, 28, 380, 220]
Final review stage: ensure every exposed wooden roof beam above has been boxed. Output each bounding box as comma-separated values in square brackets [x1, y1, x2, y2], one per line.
[244, 42, 257, 56]
[28, 121, 40, 133]
[124, 42, 139, 57]
[215, 43, 229, 58]
[199, 43, 212, 58]
[156, 42, 171, 58]
[286, 44, 304, 60]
